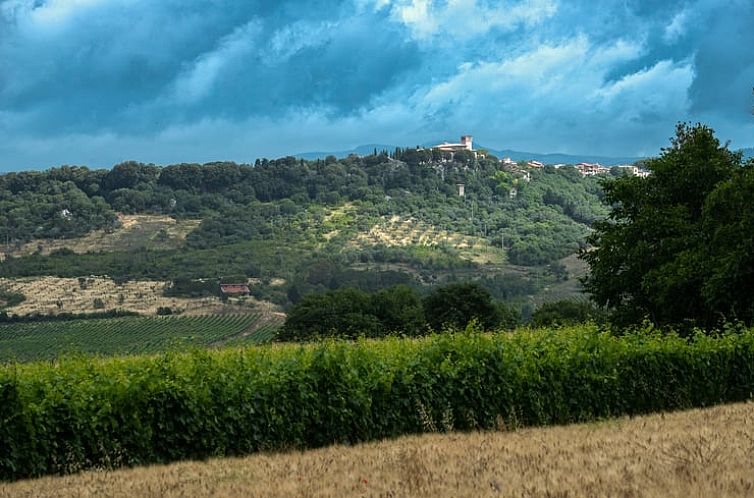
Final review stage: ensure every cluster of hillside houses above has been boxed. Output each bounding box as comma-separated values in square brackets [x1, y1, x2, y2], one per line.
[430, 136, 649, 178]
[499, 156, 650, 178]
[428, 136, 650, 200]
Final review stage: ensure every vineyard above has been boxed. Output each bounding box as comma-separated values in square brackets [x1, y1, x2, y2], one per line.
[0, 314, 279, 362]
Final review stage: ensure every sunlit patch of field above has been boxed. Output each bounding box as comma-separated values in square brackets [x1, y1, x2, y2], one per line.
[3, 401, 752, 497]
[0, 214, 200, 260]
[247, 277, 286, 287]
[354, 215, 506, 264]
[0, 276, 274, 316]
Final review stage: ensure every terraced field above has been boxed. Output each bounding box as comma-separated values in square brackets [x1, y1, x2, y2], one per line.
[0, 313, 280, 362]
[353, 215, 506, 264]
[0, 276, 279, 316]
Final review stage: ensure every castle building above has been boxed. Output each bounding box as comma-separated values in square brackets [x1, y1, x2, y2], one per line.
[431, 135, 474, 153]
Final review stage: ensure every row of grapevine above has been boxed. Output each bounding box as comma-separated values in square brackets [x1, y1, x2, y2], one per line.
[2, 324, 753, 480]
[0, 313, 277, 362]
[223, 323, 283, 347]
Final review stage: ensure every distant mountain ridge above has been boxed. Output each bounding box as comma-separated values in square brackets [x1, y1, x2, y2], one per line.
[2, 144, 749, 174]
[294, 144, 397, 161]
[296, 143, 644, 166]
[483, 148, 643, 167]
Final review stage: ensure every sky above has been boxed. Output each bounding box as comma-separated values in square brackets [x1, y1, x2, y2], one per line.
[0, 0, 752, 170]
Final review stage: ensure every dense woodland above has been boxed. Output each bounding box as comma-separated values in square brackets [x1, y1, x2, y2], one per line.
[279, 282, 526, 341]
[0, 151, 605, 264]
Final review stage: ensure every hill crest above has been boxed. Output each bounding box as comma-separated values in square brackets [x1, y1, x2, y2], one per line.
[296, 142, 644, 166]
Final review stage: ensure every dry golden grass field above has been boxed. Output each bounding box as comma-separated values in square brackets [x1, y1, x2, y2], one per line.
[3, 401, 753, 498]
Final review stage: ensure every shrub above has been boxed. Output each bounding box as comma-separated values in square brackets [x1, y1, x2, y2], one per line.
[531, 299, 605, 328]
[1, 326, 754, 480]
[0, 292, 25, 309]
[423, 282, 498, 330]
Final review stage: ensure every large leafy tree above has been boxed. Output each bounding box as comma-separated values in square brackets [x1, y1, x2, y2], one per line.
[582, 123, 752, 329]
[277, 288, 381, 341]
[531, 299, 605, 328]
[371, 285, 425, 336]
[423, 282, 499, 330]
[278, 285, 426, 341]
[701, 165, 754, 321]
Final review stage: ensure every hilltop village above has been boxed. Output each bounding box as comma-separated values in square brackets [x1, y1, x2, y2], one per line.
[427, 135, 650, 178]
[399, 135, 649, 200]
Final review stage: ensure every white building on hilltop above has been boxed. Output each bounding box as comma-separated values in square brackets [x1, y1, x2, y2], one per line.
[576, 162, 610, 176]
[615, 165, 651, 177]
[432, 135, 474, 153]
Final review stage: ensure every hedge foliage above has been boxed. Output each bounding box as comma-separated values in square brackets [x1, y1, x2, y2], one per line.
[2, 324, 754, 480]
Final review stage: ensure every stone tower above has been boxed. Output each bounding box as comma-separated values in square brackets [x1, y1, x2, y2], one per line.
[460, 136, 473, 150]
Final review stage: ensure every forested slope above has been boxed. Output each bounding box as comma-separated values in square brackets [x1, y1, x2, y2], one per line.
[0, 151, 608, 308]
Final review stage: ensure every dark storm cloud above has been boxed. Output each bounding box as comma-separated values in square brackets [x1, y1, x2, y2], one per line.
[0, 0, 421, 135]
[0, 0, 751, 170]
[689, 1, 754, 115]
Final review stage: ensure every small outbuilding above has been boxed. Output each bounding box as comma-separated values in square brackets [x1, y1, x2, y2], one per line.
[219, 284, 251, 296]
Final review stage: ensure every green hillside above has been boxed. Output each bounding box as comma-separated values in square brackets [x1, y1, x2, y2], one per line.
[0, 152, 609, 311]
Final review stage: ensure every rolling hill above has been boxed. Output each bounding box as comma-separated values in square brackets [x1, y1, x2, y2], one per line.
[0, 153, 607, 317]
